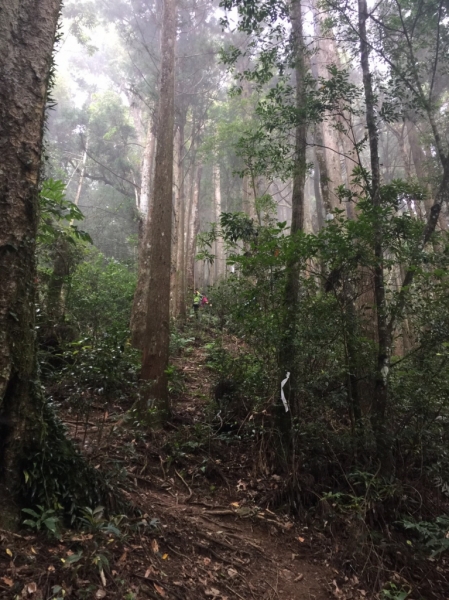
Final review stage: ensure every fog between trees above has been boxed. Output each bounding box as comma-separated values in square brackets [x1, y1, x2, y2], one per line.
[1, 0, 449, 595]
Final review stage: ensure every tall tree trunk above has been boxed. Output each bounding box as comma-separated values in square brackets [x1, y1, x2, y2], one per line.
[213, 164, 225, 281]
[171, 125, 181, 317]
[140, 0, 177, 418]
[0, 0, 109, 524]
[140, 116, 156, 217]
[277, 0, 307, 451]
[176, 114, 187, 320]
[130, 112, 158, 349]
[406, 118, 447, 229]
[187, 164, 202, 293]
[73, 141, 88, 211]
[46, 238, 72, 322]
[312, 10, 344, 214]
[358, 0, 391, 468]
[313, 158, 325, 231]
[0, 0, 61, 524]
[242, 173, 256, 219]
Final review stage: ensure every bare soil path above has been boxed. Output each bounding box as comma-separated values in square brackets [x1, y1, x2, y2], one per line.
[0, 326, 338, 600]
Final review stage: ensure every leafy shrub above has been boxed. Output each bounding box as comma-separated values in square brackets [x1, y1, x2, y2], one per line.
[401, 515, 449, 557]
[22, 505, 62, 539]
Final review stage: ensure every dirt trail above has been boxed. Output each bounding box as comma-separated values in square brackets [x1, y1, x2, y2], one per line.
[0, 329, 334, 600]
[115, 331, 333, 599]
[125, 480, 332, 600]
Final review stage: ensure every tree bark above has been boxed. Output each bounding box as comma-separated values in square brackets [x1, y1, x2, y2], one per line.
[140, 116, 156, 218]
[312, 10, 344, 214]
[130, 112, 158, 350]
[358, 0, 391, 468]
[171, 125, 181, 317]
[0, 0, 113, 525]
[213, 164, 225, 281]
[187, 164, 202, 292]
[0, 0, 60, 523]
[277, 0, 307, 450]
[140, 0, 177, 418]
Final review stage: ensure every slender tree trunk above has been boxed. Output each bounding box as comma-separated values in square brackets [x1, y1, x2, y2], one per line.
[46, 238, 72, 322]
[73, 141, 88, 212]
[277, 0, 307, 451]
[176, 114, 187, 319]
[171, 126, 181, 317]
[311, 10, 344, 213]
[242, 174, 256, 220]
[313, 158, 325, 231]
[213, 164, 225, 281]
[358, 0, 391, 468]
[406, 118, 447, 229]
[187, 164, 202, 293]
[313, 125, 333, 216]
[140, 0, 177, 418]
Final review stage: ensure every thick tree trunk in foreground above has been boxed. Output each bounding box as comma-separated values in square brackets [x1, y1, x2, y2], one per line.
[140, 0, 176, 418]
[0, 0, 118, 526]
[0, 0, 61, 523]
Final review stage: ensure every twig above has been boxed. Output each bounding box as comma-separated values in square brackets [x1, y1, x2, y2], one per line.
[0, 528, 25, 539]
[265, 575, 280, 599]
[223, 584, 247, 600]
[165, 542, 192, 561]
[203, 509, 235, 516]
[199, 532, 253, 558]
[175, 468, 193, 501]
[194, 541, 237, 566]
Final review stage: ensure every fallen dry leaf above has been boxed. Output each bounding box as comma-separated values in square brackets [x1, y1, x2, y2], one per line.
[6, 548, 12, 557]
[151, 539, 159, 554]
[294, 573, 304, 582]
[153, 583, 166, 597]
[144, 566, 157, 578]
[0, 577, 13, 587]
[227, 568, 238, 578]
[95, 589, 106, 599]
[27, 582, 37, 594]
[205, 588, 221, 597]
[298, 536, 305, 543]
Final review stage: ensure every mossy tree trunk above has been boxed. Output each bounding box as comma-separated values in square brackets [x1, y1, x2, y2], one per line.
[0, 0, 115, 526]
[0, 0, 62, 524]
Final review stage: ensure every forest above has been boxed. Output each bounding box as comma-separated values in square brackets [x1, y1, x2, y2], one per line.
[1, 0, 449, 597]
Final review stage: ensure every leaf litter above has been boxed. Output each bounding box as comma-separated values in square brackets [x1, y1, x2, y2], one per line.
[0, 332, 354, 600]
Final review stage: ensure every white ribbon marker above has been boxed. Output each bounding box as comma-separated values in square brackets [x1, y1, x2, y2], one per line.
[280, 371, 290, 412]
